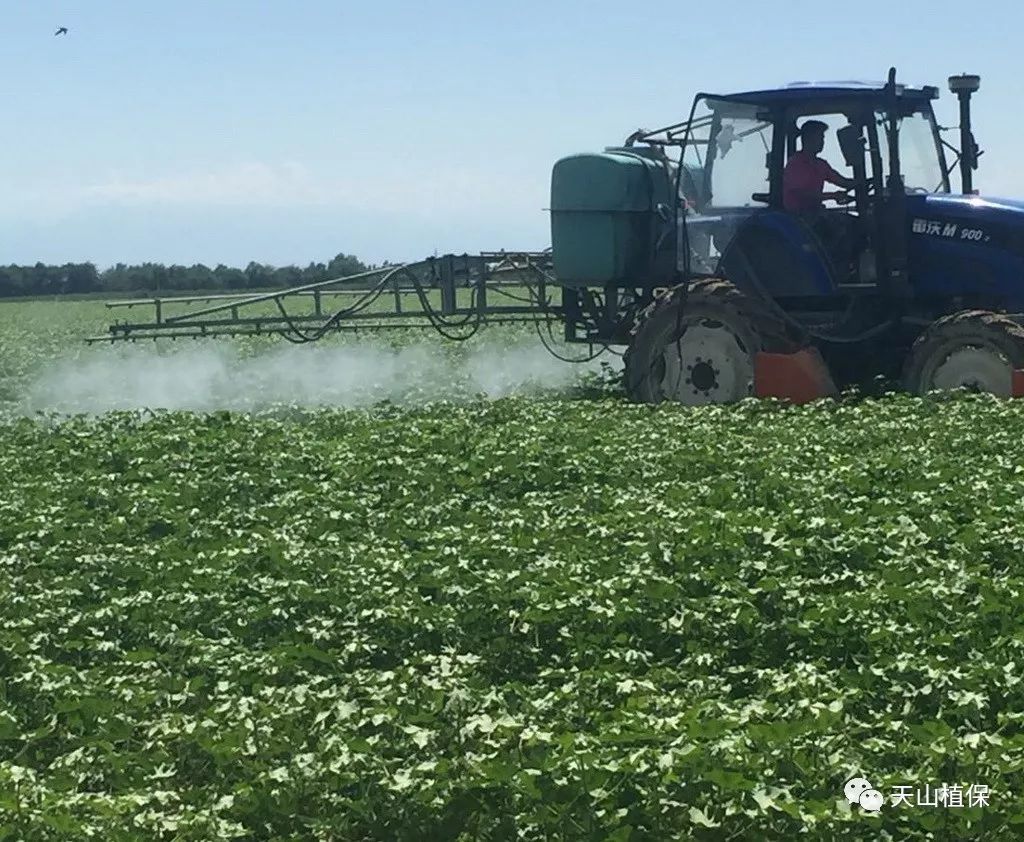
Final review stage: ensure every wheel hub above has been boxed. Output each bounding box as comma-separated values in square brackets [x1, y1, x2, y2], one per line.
[660, 321, 754, 405]
[688, 357, 720, 393]
[931, 347, 1013, 396]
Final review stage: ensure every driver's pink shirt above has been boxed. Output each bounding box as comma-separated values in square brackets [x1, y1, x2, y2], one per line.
[783, 152, 842, 212]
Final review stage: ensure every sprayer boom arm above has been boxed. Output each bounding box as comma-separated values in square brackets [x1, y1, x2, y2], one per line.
[87, 252, 557, 344]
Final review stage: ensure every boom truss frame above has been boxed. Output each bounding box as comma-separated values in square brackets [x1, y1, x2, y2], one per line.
[88, 252, 563, 344]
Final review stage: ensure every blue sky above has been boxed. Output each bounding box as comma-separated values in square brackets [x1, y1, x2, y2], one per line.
[3, 1, 1022, 268]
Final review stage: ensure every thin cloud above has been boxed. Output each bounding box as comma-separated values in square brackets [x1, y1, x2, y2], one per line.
[12, 160, 547, 221]
[84, 161, 318, 205]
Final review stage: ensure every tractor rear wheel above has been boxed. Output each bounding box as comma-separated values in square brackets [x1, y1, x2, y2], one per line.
[903, 310, 1024, 397]
[623, 279, 793, 405]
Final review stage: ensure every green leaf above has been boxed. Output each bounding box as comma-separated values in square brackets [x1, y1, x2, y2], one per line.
[689, 807, 719, 828]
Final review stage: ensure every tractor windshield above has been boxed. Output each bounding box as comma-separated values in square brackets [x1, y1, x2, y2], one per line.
[682, 98, 773, 209]
[878, 106, 949, 194]
[674, 97, 774, 275]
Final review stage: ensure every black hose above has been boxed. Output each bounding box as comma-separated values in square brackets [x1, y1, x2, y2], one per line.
[490, 285, 538, 306]
[523, 278, 611, 364]
[272, 255, 624, 363]
[398, 265, 483, 341]
[272, 266, 404, 343]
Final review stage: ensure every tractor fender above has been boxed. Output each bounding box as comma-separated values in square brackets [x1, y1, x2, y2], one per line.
[754, 348, 838, 404]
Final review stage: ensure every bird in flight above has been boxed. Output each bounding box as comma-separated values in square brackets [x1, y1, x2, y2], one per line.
[54, 26, 68, 36]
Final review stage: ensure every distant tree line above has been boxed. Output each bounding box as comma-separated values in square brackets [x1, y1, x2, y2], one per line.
[0, 253, 373, 298]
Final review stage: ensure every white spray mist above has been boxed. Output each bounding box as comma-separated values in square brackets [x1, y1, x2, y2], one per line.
[19, 338, 617, 415]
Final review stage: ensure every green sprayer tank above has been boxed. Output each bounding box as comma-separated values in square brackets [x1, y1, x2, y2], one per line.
[550, 148, 676, 287]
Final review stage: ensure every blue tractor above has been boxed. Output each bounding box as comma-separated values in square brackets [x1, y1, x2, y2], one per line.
[550, 68, 1024, 404]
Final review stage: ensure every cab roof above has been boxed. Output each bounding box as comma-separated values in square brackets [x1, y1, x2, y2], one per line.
[711, 80, 940, 105]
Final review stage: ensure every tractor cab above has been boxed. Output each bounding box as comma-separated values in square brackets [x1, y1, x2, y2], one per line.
[671, 78, 952, 305]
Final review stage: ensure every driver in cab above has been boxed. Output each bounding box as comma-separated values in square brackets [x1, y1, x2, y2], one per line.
[783, 120, 856, 212]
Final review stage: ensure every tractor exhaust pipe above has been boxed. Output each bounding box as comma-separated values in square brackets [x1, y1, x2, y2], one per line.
[949, 73, 981, 195]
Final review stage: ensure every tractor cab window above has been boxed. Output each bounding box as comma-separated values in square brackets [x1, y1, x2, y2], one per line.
[876, 107, 948, 193]
[784, 113, 858, 210]
[787, 113, 848, 164]
[683, 98, 773, 209]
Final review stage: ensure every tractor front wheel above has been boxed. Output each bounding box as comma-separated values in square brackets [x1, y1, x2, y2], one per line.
[903, 310, 1024, 397]
[623, 279, 793, 405]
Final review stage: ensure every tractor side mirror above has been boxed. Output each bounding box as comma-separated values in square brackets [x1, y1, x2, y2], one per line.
[970, 133, 982, 171]
[837, 125, 866, 169]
